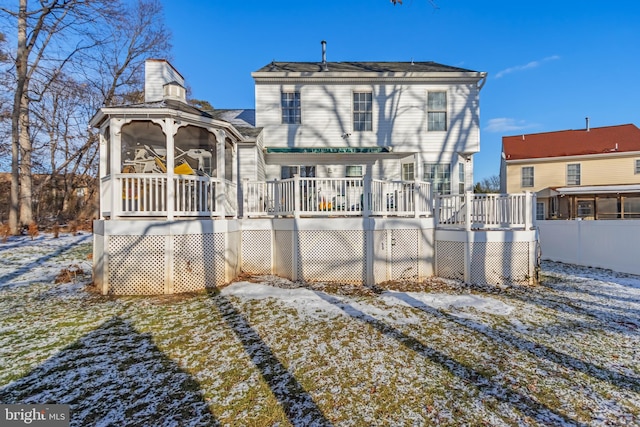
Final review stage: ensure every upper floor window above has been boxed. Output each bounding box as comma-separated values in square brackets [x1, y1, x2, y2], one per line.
[521, 166, 534, 187]
[402, 163, 414, 181]
[567, 163, 581, 186]
[281, 92, 301, 124]
[635, 159, 640, 174]
[424, 163, 451, 194]
[353, 92, 372, 131]
[458, 162, 465, 194]
[427, 91, 447, 131]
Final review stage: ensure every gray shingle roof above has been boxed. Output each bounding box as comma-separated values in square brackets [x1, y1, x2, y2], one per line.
[254, 61, 478, 73]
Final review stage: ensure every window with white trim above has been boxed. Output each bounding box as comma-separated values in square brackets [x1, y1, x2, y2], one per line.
[353, 92, 372, 131]
[402, 163, 414, 181]
[427, 91, 447, 131]
[521, 166, 534, 187]
[424, 163, 451, 194]
[281, 92, 301, 124]
[635, 159, 640, 174]
[458, 162, 465, 194]
[345, 165, 363, 177]
[567, 163, 581, 186]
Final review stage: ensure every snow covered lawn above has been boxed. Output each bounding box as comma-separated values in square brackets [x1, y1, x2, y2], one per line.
[1, 234, 639, 426]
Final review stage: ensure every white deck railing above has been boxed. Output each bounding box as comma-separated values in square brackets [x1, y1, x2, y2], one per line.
[243, 176, 432, 218]
[103, 173, 237, 218]
[102, 174, 533, 228]
[436, 192, 535, 230]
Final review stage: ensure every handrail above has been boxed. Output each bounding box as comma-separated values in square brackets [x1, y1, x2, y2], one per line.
[105, 173, 237, 218]
[243, 177, 432, 218]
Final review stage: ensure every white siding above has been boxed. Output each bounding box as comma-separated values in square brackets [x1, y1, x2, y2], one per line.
[254, 80, 480, 181]
[145, 60, 185, 103]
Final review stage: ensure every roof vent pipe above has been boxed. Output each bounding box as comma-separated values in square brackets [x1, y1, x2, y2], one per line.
[321, 40, 328, 71]
[586, 116, 590, 132]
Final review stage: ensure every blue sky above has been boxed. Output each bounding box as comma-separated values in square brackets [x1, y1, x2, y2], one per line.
[162, 0, 640, 183]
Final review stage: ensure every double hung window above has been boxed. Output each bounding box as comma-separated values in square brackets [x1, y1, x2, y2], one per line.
[567, 164, 581, 186]
[427, 91, 447, 131]
[281, 92, 301, 124]
[521, 166, 534, 188]
[353, 92, 372, 131]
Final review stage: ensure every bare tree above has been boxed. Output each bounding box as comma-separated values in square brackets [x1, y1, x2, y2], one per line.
[1, 0, 170, 232]
[474, 175, 501, 194]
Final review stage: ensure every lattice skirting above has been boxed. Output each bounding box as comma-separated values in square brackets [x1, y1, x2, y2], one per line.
[105, 233, 226, 295]
[436, 240, 535, 285]
[241, 230, 272, 274]
[435, 240, 465, 281]
[470, 241, 531, 285]
[297, 230, 366, 285]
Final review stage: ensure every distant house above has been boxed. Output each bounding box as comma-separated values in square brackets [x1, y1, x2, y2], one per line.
[500, 122, 640, 220]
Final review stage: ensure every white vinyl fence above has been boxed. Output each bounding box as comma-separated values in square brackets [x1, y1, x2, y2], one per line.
[538, 219, 640, 276]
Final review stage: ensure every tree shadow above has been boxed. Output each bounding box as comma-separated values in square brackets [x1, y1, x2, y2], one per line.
[205, 288, 332, 427]
[386, 292, 640, 394]
[311, 290, 589, 426]
[0, 234, 91, 287]
[0, 316, 219, 426]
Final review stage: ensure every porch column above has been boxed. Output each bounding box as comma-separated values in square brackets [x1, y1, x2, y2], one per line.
[363, 164, 372, 218]
[213, 129, 226, 218]
[166, 118, 176, 221]
[98, 127, 108, 220]
[110, 120, 123, 219]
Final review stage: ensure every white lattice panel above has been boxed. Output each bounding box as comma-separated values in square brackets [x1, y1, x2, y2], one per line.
[213, 234, 226, 287]
[372, 230, 388, 283]
[108, 235, 165, 295]
[242, 230, 272, 274]
[470, 241, 531, 285]
[274, 230, 293, 278]
[419, 228, 434, 278]
[173, 234, 217, 293]
[390, 229, 419, 281]
[298, 230, 365, 285]
[436, 240, 464, 281]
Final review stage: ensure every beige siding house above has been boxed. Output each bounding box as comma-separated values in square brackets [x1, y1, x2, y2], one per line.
[500, 123, 640, 220]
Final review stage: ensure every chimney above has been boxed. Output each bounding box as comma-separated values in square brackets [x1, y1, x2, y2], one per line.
[321, 40, 328, 71]
[585, 116, 590, 132]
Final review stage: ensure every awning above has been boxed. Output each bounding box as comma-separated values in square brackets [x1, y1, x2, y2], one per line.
[553, 184, 640, 196]
[263, 146, 416, 165]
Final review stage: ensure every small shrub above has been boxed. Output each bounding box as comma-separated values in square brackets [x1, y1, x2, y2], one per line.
[53, 223, 60, 239]
[69, 220, 78, 236]
[0, 223, 9, 243]
[55, 264, 84, 283]
[28, 222, 39, 240]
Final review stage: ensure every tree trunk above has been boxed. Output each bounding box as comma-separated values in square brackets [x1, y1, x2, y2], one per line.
[18, 92, 33, 226]
[8, 0, 27, 234]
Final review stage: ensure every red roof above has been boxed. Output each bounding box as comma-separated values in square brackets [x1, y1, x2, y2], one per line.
[502, 124, 640, 160]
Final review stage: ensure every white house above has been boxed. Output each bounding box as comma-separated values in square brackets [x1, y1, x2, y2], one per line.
[91, 53, 538, 295]
[249, 41, 486, 194]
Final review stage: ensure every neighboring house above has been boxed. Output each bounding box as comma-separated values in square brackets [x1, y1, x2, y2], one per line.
[501, 122, 640, 220]
[250, 42, 487, 195]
